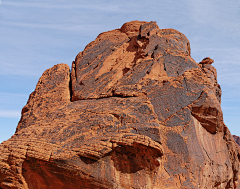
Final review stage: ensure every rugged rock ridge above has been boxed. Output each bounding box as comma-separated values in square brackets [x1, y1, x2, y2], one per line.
[0, 21, 240, 189]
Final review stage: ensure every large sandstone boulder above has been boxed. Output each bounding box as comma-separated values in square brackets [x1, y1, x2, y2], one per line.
[0, 21, 240, 189]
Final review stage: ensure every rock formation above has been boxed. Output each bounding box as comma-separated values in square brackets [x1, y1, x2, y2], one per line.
[233, 135, 240, 148]
[0, 21, 240, 189]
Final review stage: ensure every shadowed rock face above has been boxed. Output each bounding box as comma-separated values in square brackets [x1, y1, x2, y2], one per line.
[0, 21, 240, 189]
[233, 135, 240, 148]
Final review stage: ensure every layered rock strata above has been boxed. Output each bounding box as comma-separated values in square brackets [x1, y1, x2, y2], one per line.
[0, 21, 240, 189]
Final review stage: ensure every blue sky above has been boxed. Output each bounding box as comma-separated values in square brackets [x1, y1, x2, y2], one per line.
[0, 0, 239, 143]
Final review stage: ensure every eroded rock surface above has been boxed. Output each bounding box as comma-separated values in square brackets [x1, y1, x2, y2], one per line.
[233, 135, 240, 148]
[1, 21, 240, 189]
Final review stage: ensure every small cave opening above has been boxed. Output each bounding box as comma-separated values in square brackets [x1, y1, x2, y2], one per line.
[111, 144, 162, 174]
[122, 67, 130, 75]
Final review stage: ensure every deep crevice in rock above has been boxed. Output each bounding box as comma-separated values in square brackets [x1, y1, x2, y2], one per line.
[91, 95, 137, 101]
[79, 155, 98, 164]
[69, 69, 73, 102]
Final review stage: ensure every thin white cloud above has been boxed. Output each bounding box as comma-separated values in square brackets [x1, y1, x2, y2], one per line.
[0, 92, 27, 96]
[3, 1, 120, 12]
[187, 0, 240, 27]
[222, 106, 240, 111]
[0, 110, 21, 118]
[187, 0, 215, 24]
[1, 20, 99, 32]
[0, 61, 42, 76]
[0, 93, 28, 104]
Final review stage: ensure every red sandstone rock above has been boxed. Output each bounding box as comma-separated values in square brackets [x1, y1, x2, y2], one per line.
[233, 135, 240, 148]
[0, 21, 240, 189]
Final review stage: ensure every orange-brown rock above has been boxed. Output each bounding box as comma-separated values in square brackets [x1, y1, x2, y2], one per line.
[233, 135, 240, 148]
[0, 21, 240, 189]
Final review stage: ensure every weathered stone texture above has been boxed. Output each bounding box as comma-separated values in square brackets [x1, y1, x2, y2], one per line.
[233, 135, 240, 148]
[0, 21, 239, 189]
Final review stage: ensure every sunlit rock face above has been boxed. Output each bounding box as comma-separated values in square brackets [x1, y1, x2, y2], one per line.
[0, 21, 240, 189]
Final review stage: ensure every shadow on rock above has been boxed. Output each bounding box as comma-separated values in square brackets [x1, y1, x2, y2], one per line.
[111, 143, 162, 174]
